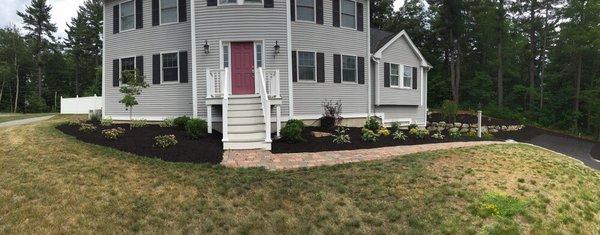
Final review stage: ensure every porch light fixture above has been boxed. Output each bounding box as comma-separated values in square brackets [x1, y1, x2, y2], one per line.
[274, 41, 280, 54]
[203, 40, 210, 54]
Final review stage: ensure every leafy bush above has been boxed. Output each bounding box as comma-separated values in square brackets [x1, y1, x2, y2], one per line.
[100, 118, 113, 127]
[321, 99, 343, 130]
[78, 123, 97, 133]
[466, 130, 478, 138]
[393, 131, 407, 141]
[89, 111, 102, 123]
[364, 116, 381, 132]
[67, 120, 82, 126]
[281, 119, 305, 143]
[154, 135, 178, 148]
[131, 119, 148, 128]
[390, 122, 401, 133]
[174, 116, 191, 129]
[332, 127, 351, 144]
[185, 118, 208, 139]
[409, 128, 429, 139]
[159, 118, 176, 128]
[449, 130, 462, 139]
[431, 132, 445, 140]
[441, 100, 459, 122]
[482, 132, 495, 140]
[408, 123, 418, 130]
[378, 127, 390, 136]
[102, 127, 125, 140]
[361, 128, 380, 142]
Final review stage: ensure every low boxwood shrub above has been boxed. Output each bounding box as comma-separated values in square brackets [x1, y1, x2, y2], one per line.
[154, 135, 178, 148]
[185, 118, 208, 139]
[281, 119, 305, 143]
[393, 131, 407, 141]
[78, 123, 97, 133]
[159, 118, 176, 128]
[174, 116, 191, 129]
[364, 116, 381, 132]
[361, 128, 380, 142]
[332, 127, 351, 144]
[131, 119, 148, 128]
[100, 118, 113, 127]
[102, 127, 125, 140]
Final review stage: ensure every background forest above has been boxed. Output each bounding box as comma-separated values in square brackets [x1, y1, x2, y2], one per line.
[0, 0, 598, 139]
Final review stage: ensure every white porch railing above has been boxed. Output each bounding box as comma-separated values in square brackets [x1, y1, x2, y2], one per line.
[206, 69, 228, 98]
[263, 69, 280, 98]
[257, 68, 272, 143]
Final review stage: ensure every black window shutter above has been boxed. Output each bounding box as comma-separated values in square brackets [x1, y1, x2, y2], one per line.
[207, 0, 217, 6]
[153, 54, 161, 84]
[179, 0, 187, 22]
[290, 0, 296, 21]
[317, 52, 325, 83]
[264, 0, 274, 8]
[384, 63, 390, 87]
[292, 51, 298, 82]
[316, 0, 324, 24]
[152, 0, 159, 26]
[357, 2, 364, 31]
[179, 51, 188, 83]
[412, 67, 418, 89]
[136, 0, 143, 29]
[113, 59, 120, 87]
[136, 56, 144, 83]
[358, 56, 365, 84]
[333, 54, 341, 83]
[332, 0, 340, 27]
[113, 5, 120, 34]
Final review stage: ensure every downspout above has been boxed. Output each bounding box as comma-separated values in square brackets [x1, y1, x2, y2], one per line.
[286, 0, 294, 118]
[191, 0, 198, 118]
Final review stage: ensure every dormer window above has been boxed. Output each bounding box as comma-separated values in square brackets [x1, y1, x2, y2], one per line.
[160, 0, 178, 24]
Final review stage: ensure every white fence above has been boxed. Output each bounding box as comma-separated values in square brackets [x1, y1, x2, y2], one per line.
[60, 95, 103, 114]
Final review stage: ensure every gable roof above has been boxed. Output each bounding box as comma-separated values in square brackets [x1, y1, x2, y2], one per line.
[370, 28, 432, 68]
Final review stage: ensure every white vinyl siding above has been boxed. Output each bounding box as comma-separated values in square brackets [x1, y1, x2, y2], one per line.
[341, 0, 356, 29]
[298, 51, 316, 81]
[390, 64, 399, 87]
[403, 65, 413, 88]
[342, 55, 356, 83]
[296, 0, 315, 22]
[120, 1, 135, 31]
[161, 0, 178, 24]
[162, 53, 179, 82]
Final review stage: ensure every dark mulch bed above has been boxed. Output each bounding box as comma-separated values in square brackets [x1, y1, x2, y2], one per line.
[57, 123, 223, 164]
[428, 113, 521, 126]
[272, 126, 491, 154]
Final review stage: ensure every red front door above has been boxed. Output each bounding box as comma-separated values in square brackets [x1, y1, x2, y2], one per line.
[231, 42, 255, 95]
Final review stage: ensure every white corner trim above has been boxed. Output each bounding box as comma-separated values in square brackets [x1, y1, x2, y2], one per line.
[373, 30, 432, 68]
[102, 3, 106, 117]
[366, 0, 372, 115]
[286, 0, 294, 118]
[190, 0, 198, 118]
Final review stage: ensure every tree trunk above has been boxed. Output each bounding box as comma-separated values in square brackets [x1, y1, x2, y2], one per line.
[497, 0, 505, 107]
[455, 42, 461, 104]
[0, 78, 5, 106]
[574, 53, 582, 128]
[528, 0, 537, 110]
[13, 56, 19, 113]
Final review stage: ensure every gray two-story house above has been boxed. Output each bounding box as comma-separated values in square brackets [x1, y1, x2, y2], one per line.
[102, 0, 431, 150]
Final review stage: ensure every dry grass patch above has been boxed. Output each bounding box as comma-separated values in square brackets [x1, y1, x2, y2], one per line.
[0, 115, 599, 234]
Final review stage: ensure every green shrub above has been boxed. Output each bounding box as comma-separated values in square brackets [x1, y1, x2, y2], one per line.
[409, 128, 429, 139]
[174, 116, 191, 129]
[89, 112, 102, 123]
[67, 120, 82, 126]
[102, 127, 125, 140]
[431, 132, 445, 140]
[78, 123, 97, 133]
[441, 100, 459, 122]
[466, 130, 478, 138]
[364, 116, 381, 132]
[100, 118, 113, 127]
[408, 123, 418, 130]
[449, 130, 462, 139]
[378, 127, 390, 136]
[154, 135, 178, 148]
[159, 118, 176, 128]
[131, 119, 148, 128]
[393, 131, 407, 141]
[361, 128, 380, 142]
[390, 122, 401, 133]
[185, 118, 208, 139]
[281, 119, 305, 143]
[332, 127, 351, 144]
[482, 132, 495, 140]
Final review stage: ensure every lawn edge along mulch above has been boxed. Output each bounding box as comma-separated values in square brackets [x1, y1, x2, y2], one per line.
[56, 123, 223, 164]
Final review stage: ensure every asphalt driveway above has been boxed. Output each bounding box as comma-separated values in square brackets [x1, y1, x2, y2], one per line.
[527, 134, 599, 170]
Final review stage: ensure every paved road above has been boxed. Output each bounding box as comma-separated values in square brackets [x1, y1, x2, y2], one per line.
[0, 115, 55, 128]
[528, 134, 599, 170]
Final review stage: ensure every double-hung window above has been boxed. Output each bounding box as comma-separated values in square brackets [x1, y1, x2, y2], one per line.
[390, 64, 400, 87]
[296, 0, 315, 21]
[162, 53, 179, 82]
[341, 0, 356, 29]
[120, 57, 136, 83]
[120, 1, 135, 31]
[161, 0, 178, 24]
[342, 55, 357, 83]
[403, 65, 413, 88]
[298, 51, 316, 81]
[219, 0, 262, 5]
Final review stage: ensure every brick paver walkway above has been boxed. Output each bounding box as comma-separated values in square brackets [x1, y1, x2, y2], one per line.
[222, 141, 505, 170]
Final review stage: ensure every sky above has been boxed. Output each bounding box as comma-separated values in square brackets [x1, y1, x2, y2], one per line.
[0, 0, 403, 39]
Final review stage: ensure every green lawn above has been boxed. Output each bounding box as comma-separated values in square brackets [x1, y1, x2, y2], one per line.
[1, 116, 599, 234]
[0, 113, 56, 123]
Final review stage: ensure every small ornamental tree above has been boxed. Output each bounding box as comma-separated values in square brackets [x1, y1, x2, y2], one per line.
[119, 70, 149, 129]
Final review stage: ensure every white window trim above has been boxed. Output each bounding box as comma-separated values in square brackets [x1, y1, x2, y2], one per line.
[389, 63, 401, 88]
[118, 56, 138, 86]
[295, 0, 316, 23]
[217, 0, 263, 6]
[220, 40, 265, 70]
[402, 65, 414, 89]
[220, 41, 231, 69]
[296, 51, 317, 83]
[341, 54, 358, 84]
[339, 0, 357, 30]
[160, 51, 181, 84]
[119, 0, 136, 32]
[159, 0, 179, 26]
